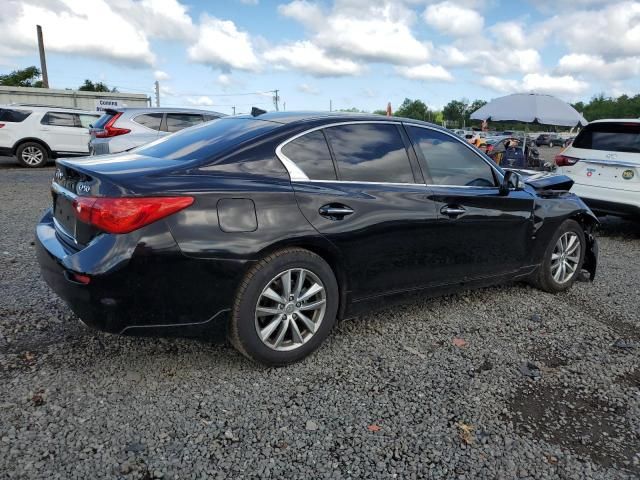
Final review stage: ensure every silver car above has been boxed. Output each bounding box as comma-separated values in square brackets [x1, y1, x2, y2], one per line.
[88, 107, 224, 155]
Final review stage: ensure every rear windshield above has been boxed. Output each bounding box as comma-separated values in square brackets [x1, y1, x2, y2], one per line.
[573, 122, 640, 153]
[92, 112, 116, 129]
[0, 108, 31, 122]
[134, 117, 280, 161]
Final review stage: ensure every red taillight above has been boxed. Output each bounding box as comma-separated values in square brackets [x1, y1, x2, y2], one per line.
[0, 123, 5, 128]
[94, 112, 130, 138]
[555, 154, 580, 167]
[72, 196, 194, 234]
[71, 273, 91, 285]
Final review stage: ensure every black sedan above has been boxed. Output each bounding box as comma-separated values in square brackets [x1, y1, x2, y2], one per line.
[36, 112, 598, 365]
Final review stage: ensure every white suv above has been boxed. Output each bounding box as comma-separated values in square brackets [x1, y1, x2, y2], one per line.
[0, 105, 100, 168]
[556, 119, 640, 219]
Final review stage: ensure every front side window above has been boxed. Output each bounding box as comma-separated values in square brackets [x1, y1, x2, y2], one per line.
[134, 113, 163, 131]
[165, 113, 203, 133]
[42, 112, 76, 127]
[281, 130, 336, 180]
[407, 126, 497, 187]
[324, 123, 415, 183]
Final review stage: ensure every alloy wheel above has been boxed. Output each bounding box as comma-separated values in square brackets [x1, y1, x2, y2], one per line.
[21, 146, 44, 166]
[550, 232, 581, 284]
[255, 268, 327, 351]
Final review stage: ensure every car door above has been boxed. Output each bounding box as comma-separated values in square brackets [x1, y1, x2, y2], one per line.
[40, 112, 82, 153]
[405, 124, 535, 283]
[73, 113, 100, 153]
[131, 112, 164, 145]
[282, 121, 441, 300]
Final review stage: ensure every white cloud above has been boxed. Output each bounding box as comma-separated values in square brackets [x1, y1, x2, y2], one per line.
[186, 96, 214, 106]
[424, 1, 484, 37]
[279, 1, 432, 65]
[297, 83, 320, 94]
[216, 74, 233, 87]
[490, 22, 528, 48]
[154, 70, 170, 81]
[114, 0, 196, 41]
[556, 53, 640, 81]
[188, 15, 260, 71]
[543, 2, 640, 59]
[479, 73, 589, 97]
[396, 63, 454, 82]
[0, 0, 155, 66]
[263, 41, 363, 76]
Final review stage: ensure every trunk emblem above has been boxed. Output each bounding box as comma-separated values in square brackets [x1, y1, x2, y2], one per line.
[55, 169, 64, 180]
[622, 169, 634, 180]
[76, 183, 91, 194]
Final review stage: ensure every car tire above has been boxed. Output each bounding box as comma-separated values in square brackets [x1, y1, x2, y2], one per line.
[16, 142, 49, 168]
[229, 248, 339, 366]
[531, 219, 586, 293]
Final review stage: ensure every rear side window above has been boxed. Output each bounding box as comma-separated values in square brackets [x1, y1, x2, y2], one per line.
[324, 123, 415, 183]
[0, 108, 31, 122]
[573, 122, 640, 153]
[92, 112, 116, 129]
[42, 112, 76, 127]
[78, 114, 100, 128]
[134, 118, 279, 161]
[408, 126, 497, 187]
[281, 130, 336, 180]
[165, 113, 203, 133]
[134, 113, 163, 131]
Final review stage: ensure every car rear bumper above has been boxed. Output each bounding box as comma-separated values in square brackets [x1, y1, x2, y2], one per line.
[570, 183, 640, 218]
[35, 209, 239, 336]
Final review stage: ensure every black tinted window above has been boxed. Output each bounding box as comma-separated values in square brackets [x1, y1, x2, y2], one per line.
[134, 113, 163, 131]
[42, 112, 76, 127]
[573, 122, 640, 153]
[408, 127, 496, 187]
[203, 114, 220, 122]
[324, 123, 414, 183]
[0, 108, 31, 122]
[281, 130, 336, 180]
[165, 113, 203, 133]
[92, 112, 116, 129]
[135, 118, 279, 161]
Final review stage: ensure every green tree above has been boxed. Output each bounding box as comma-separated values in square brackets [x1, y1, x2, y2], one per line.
[372, 109, 388, 116]
[78, 79, 118, 92]
[0, 66, 44, 87]
[394, 98, 431, 121]
[442, 99, 469, 126]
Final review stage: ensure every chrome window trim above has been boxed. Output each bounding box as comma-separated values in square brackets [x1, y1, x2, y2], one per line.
[275, 120, 411, 183]
[402, 122, 505, 187]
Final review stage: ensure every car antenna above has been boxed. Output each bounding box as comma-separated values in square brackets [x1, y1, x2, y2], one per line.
[251, 107, 267, 117]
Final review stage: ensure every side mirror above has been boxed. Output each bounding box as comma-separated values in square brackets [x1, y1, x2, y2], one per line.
[500, 170, 525, 195]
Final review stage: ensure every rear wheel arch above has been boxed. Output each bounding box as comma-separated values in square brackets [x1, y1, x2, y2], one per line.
[250, 239, 349, 319]
[13, 138, 53, 157]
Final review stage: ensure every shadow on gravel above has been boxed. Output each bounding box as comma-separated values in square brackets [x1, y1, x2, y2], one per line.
[508, 383, 640, 474]
[597, 216, 640, 239]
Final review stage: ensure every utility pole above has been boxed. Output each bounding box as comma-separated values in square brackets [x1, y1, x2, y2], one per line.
[232, 106, 236, 116]
[273, 89, 280, 111]
[329, 99, 332, 112]
[154, 81, 160, 107]
[283, 101, 286, 111]
[36, 25, 49, 88]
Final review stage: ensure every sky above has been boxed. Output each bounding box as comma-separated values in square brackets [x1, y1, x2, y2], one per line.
[1, 0, 640, 115]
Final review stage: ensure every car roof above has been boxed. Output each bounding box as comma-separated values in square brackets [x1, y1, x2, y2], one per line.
[110, 107, 225, 116]
[231, 110, 449, 132]
[0, 104, 98, 114]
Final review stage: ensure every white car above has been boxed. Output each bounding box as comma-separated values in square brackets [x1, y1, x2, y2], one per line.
[556, 119, 640, 218]
[0, 105, 100, 167]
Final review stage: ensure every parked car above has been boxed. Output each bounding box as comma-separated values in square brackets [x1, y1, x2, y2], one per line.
[556, 119, 640, 218]
[88, 107, 225, 155]
[486, 137, 544, 169]
[36, 112, 598, 365]
[535, 134, 564, 147]
[0, 105, 100, 167]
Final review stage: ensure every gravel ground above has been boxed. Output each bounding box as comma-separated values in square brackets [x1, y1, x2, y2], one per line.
[0, 153, 639, 479]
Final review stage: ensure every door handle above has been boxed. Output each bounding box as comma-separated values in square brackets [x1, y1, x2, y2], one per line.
[319, 204, 354, 220]
[440, 205, 466, 217]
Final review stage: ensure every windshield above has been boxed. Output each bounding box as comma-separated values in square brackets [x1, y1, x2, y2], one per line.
[134, 117, 280, 161]
[573, 122, 640, 153]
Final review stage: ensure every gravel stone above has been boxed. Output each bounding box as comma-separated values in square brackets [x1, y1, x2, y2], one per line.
[1, 158, 639, 479]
